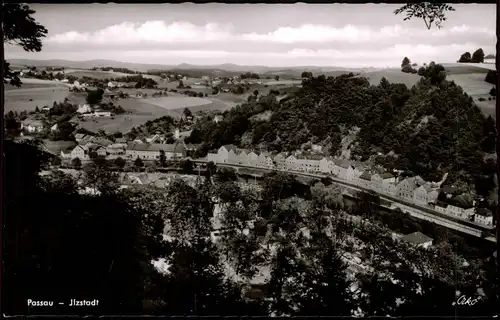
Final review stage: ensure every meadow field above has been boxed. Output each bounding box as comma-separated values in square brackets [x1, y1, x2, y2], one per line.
[447, 72, 495, 118]
[65, 70, 136, 79]
[5, 78, 71, 113]
[143, 96, 213, 109]
[74, 94, 231, 133]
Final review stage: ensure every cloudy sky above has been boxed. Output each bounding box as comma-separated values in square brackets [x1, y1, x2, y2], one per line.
[5, 4, 495, 67]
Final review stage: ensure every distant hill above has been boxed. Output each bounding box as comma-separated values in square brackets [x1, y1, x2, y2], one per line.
[484, 54, 495, 59]
[6, 58, 365, 75]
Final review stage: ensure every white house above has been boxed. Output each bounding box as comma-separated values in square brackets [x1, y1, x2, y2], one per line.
[319, 157, 333, 174]
[248, 151, 259, 167]
[413, 184, 439, 205]
[21, 120, 44, 133]
[401, 231, 433, 249]
[446, 204, 475, 220]
[357, 171, 372, 189]
[126, 142, 186, 161]
[77, 104, 92, 114]
[285, 155, 298, 171]
[332, 159, 353, 180]
[433, 201, 448, 214]
[70, 145, 89, 160]
[371, 172, 396, 192]
[273, 153, 288, 170]
[396, 177, 418, 201]
[94, 110, 112, 117]
[474, 208, 494, 226]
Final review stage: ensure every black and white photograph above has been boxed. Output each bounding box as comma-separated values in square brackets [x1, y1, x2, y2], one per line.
[2, 2, 498, 316]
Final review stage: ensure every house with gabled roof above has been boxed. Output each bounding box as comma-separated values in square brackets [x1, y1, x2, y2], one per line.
[371, 172, 396, 192]
[285, 155, 298, 171]
[319, 157, 333, 174]
[332, 159, 353, 180]
[474, 208, 493, 226]
[273, 153, 288, 170]
[396, 177, 418, 201]
[401, 231, 433, 249]
[357, 171, 372, 189]
[446, 194, 475, 219]
[126, 142, 186, 161]
[413, 183, 439, 205]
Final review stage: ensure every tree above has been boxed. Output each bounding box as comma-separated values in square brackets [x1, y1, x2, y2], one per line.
[3, 140, 166, 315]
[394, 3, 455, 30]
[114, 157, 126, 170]
[301, 71, 313, 79]
[71, 157, 82, 169]
[2, 4, 48, 87]
[274, 75, 280, 81]
[86, 88, 104, 105]
[134, 157, 144, 170]
[485, 70, 497, 85]
[417, 67, 426, 76]
[158, 150, 166, 167]
[183, 107, 192, 118]
[471, 48, 485, 63]
[490, 87, 496, 97]
[401, 57, 410, 68]
[458, 52, 472, 63]
[180, 159, 194, 174]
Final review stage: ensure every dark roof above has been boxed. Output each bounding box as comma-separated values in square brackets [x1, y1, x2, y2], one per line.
[115, 137, 127, 143]
[441, 185, 457, 194]
[91, 137, 113, 146]
[476, 208, 493, 217]
[334, 159, 352, 169]
[402, 231, 433, 244]
[222, 144, 238, 152]
[360, 171, 372, 180]
[379, 172, 394, 179]
[127, 142, 186, 153]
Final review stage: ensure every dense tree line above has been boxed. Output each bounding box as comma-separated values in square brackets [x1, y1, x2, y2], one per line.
[458, 48, 485, 63]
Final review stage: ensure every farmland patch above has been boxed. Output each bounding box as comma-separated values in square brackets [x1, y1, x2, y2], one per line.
[142, 96, 212, 110]
[5, 86, 70, 113]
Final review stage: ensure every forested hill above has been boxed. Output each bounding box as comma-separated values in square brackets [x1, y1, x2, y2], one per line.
[189, 63, 496, 196]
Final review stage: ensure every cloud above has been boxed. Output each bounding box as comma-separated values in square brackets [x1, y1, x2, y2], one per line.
[47, 21, 233, 44]
[46, 21, 495, 47]
[242, 24, 495, 44]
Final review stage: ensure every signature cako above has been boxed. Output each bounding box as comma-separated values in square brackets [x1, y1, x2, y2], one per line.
[454, 295, 482, 306]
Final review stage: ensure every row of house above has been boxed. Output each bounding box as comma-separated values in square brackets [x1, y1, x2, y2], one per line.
[208, 145, 494, 227]
[62, 141, 187, 161]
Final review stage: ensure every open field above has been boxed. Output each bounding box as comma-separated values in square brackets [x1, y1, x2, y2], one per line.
[42, 140, 77, 154]
[447, 73, 496, 118]
[362, 69, 422, 87]
[5, 79, 71, 113]
[264, 80, 302, 86]
[143, 96, 213, 110]
[442, 62, 495, 73]
[74, 94, 231, 133]
[65, 70, 135, 79]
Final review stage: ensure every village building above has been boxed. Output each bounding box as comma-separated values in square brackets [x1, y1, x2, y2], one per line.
[371, 172, 396, 193]
[106, 143, 127, 157]
[77, 104, 92, 114]
[357, 171, 372, 189]
[332, 159, 352, 180]
[413, 184, 439, 205]
[401, 231, 433, 249]
[126, 142, 186, 161]
[474, 208, 494, 226]
[446, 194, 475, 219]
[396, 177, 418, 201]
[21, 119, 44, 133]
[94, 110, 112, 117]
